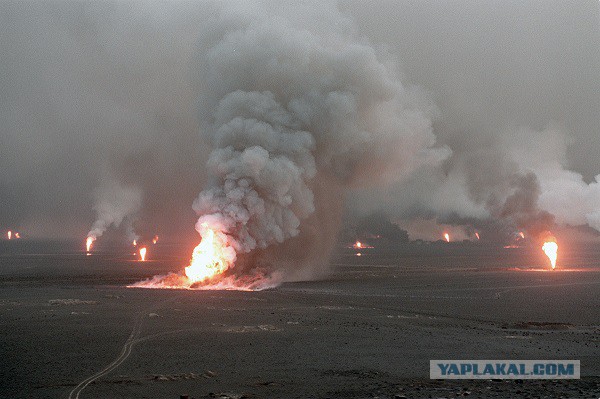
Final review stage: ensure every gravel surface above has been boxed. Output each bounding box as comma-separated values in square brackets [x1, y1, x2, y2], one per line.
[1, 242, 598, 398]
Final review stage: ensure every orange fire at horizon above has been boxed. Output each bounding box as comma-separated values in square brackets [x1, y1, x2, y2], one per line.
[351, 240, 373, 250]
[542, 237, 558, 270]
[139, 247, 147, 261]
[444, 233, 450, 242]
[86, 236, 94, 252]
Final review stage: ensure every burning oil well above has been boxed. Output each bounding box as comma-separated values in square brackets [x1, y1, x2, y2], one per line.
[131, 2, 449, 290]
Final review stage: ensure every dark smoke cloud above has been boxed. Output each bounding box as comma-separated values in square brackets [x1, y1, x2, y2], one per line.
[344, 212, 409, 245]
[495, 172, 555, 237]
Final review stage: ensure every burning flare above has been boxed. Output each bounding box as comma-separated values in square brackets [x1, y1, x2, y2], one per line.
[132, 239, 137, 247]
[152, 235, 159, 244]
[184, 225, 235, 284]
[351, 240, 373, 249]
[475, 232, 480, 240]
[519, 232, 525, 239]
[139, 247, 147, 261]
[86, 236, 95, 252]
[444, 233, 450, 242]
[542, 237, 558, 270]
[14, 232, 20, 239]
[7, 231, 11, 240]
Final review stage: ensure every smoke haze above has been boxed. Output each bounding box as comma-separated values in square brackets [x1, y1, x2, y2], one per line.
[1, 1, 599, 259]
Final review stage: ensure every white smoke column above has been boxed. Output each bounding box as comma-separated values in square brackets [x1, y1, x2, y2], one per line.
[189, 1, 450, 280]
[506, 125, 600, 232]
[87, 173, 142, 241]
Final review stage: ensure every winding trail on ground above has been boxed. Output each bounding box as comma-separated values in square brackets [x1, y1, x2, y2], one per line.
[67, 310, 145, 399]
[68, 296, 179, 399]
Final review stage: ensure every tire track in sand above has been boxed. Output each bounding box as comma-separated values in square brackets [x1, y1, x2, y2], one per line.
[68, 296, 179, 399]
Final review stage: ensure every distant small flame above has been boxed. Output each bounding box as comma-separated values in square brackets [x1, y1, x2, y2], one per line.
[86, 236, 95, 252]
[14, 232, 20, 239]
[139, 247, 147, 261]
[444, 233, 450, 242]
[351, 240, 372, 249]
[542, 238, 558, 270]
[133, 239, 137, 247]
[152, 235, 159, 244]
[475, 232, 480, 240]
[356, 252, 362, 257]
[519, 232, 525, 239]
[7, 231, 11, 240]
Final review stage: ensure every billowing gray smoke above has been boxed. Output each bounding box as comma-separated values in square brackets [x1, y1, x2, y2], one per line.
[350, 123, 600, 242]
[193, 91, 317, 252]
[87, 170, 142, 242]
[3, 1, 599, 259]
[344, 1, 600, 242]
[188, 1, 449, 280]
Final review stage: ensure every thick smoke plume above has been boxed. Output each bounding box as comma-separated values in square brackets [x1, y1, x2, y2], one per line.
[3, 2, 599, 257]
[344, 2, 600, 243]
[186, 1, 449, 280]
[350, 124, 600, 243]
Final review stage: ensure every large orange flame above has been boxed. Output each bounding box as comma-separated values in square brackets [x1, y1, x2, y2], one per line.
[139, 247, 147, 261]
[86, 236, 95, 252]
[127, 224, 284, 290]
[185, 227, 231, 284]
[444, 233, 450, 242]
[542, 238, 558, 270]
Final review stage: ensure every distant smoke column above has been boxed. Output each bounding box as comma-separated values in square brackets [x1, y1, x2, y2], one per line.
[87, 175, 143, 241]
[192, 2, 449, 274]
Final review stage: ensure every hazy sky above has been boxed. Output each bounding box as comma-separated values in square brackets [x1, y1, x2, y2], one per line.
[344, 0, 600, 178]
[1, 1, 599, 241]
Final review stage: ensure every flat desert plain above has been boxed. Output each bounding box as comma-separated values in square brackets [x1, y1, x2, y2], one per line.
[1, 241, 599, 398]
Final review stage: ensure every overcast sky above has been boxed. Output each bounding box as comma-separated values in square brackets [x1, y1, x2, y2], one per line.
[1, 1, 598, 241]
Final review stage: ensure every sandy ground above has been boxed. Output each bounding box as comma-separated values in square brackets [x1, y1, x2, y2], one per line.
[0, 241, 599, 398]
